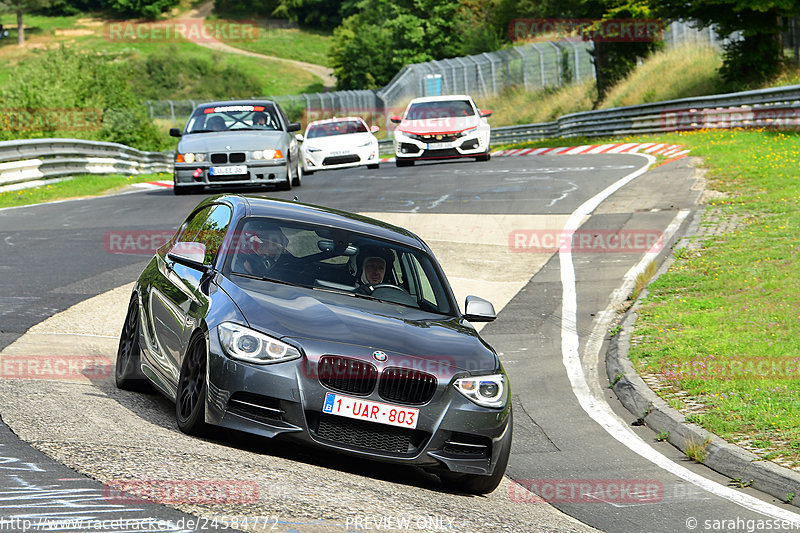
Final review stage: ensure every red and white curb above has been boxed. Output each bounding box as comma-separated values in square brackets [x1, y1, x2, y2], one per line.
[134, 144, 688, 191]
[492, 143, 689, 159]
[133, 180, 173, 190]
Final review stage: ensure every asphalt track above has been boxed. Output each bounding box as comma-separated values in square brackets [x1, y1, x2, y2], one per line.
[2, 154, 800, 532]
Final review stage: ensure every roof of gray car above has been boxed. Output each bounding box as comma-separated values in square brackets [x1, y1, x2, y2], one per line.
[232, 195, 425, 249]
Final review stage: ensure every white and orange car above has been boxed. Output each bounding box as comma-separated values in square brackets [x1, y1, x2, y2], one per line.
[390, 95, 492, 167]
[300, 117, 381, 175]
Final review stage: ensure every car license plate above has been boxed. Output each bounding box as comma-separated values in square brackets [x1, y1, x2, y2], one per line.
[426, 142, 454, 150]
[209, 165, 247, 176]
[322, 392, 419, 429]
[331, 150, 351, 156]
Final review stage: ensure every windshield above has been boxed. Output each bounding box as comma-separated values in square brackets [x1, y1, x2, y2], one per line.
[224, 217, 455, 315]
[306, 120, 368, 138]
[405, 100, 475, 120]
[185, 104, 282, 133]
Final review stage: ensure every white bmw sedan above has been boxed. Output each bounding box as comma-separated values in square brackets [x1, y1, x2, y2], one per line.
[300, 117, 381, 175]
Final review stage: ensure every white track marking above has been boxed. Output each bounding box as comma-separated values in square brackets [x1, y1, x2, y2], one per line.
[559, 153, 800, 523]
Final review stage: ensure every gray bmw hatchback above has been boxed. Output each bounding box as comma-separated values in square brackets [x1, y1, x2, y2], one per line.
[116, 194, 512, 494]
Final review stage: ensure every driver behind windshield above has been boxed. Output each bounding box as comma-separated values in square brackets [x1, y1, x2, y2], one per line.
[353, 246, 392, 294]
[233, 222, 292, 278]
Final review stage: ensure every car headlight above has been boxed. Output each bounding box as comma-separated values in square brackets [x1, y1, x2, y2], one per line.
[454, 374, 507, 408]
[397, 130, 420, 141]
[177, 152, 206, 163]
[457, 127, 478, 137]
[217, 322, 301, 364]
[304, 146, 322, 152]
[252, 149, 284, 160]
[357, 140, 374, 147]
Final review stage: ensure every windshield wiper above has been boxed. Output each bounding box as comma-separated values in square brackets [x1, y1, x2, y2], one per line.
[231, 272, 297, 287]
[311, 286, 376, 301]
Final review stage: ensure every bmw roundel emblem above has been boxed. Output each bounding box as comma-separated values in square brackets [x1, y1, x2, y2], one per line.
[373, 351, 388, 362]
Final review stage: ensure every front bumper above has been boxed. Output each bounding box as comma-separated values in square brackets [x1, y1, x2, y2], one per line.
[302, 146, 379, 172]
[204, 334, 511, 476]
[174, 161, 288, 189]
[394, 130, 490, 161]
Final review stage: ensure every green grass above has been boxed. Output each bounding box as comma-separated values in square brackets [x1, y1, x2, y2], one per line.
[215, 25, 333, 67]
[621, 129, 800, 465]
[0, 14, 322, 97]
[0, 173, 169, 208]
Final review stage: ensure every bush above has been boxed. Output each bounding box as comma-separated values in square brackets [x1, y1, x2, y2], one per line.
[0, 46, 166, 151]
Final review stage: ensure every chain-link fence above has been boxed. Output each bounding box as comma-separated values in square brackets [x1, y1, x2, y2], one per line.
[147, 21, 727, 129]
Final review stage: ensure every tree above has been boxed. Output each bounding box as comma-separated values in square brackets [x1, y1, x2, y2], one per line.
[497, 0, 660, 103]
[652, 0, 800, 89]
[329, 0, 467, 90]
[0, 0, 52, 46]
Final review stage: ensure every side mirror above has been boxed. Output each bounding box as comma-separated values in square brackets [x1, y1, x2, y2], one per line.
[167, 242, 207, 269]
[287, 122, 302, 132]
[389, 115, 402, 124]
[480, 109, 493, 118]
[370, 125, 380, 133]
[463, 295, 496, 322]
[169, 128, 182, 138]
[295, 133, 304, 142]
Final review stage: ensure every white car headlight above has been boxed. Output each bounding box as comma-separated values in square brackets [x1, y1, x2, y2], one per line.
[457, 127, 478, 137]
[357, 140, 374, 148]
[217, 322, 301, 364]
[304, 146, 322, 152]
[454, 374, 507, 408]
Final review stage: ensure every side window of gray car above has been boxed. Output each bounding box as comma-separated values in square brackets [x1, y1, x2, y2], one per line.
[178, 205, 233, 265]
[276, 105, 290, 130]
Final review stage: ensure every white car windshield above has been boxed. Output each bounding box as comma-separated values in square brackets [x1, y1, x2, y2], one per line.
[307, 120, 368, 138]
[406, 100, 475, 120]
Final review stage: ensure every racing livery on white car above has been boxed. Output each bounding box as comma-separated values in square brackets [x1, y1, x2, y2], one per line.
[391, 95, 492, 167]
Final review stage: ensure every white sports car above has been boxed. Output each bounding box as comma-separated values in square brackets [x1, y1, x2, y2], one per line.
[300, 117, 381, 175]
[390, 95, 492, 167]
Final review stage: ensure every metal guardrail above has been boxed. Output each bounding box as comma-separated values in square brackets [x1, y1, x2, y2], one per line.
[0, 139, 172, 189]
[3, 84, 800, 188]
[489, 85, 800, 145]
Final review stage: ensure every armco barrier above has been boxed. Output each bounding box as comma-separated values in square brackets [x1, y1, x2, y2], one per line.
[0, 138, 172, 189]
[4, 84, 800, 189]
[489, 84, 800, 145]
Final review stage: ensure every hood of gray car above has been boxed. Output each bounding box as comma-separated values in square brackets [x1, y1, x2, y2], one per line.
[218, 276, 498, 373]
[178, 131, 287, 152]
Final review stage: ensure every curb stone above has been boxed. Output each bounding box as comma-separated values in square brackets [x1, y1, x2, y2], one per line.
[605, 214, 800, 508]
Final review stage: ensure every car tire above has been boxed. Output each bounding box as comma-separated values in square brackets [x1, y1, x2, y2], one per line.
[292, 162, 303, 187]
[176, 332, 209, 436]
[115, 294, 148, 390]
[439, 409, 512, 495]
[396, 159, 414, 167]
[367, 164, 380, 170]
[475, 150, 491, 162]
